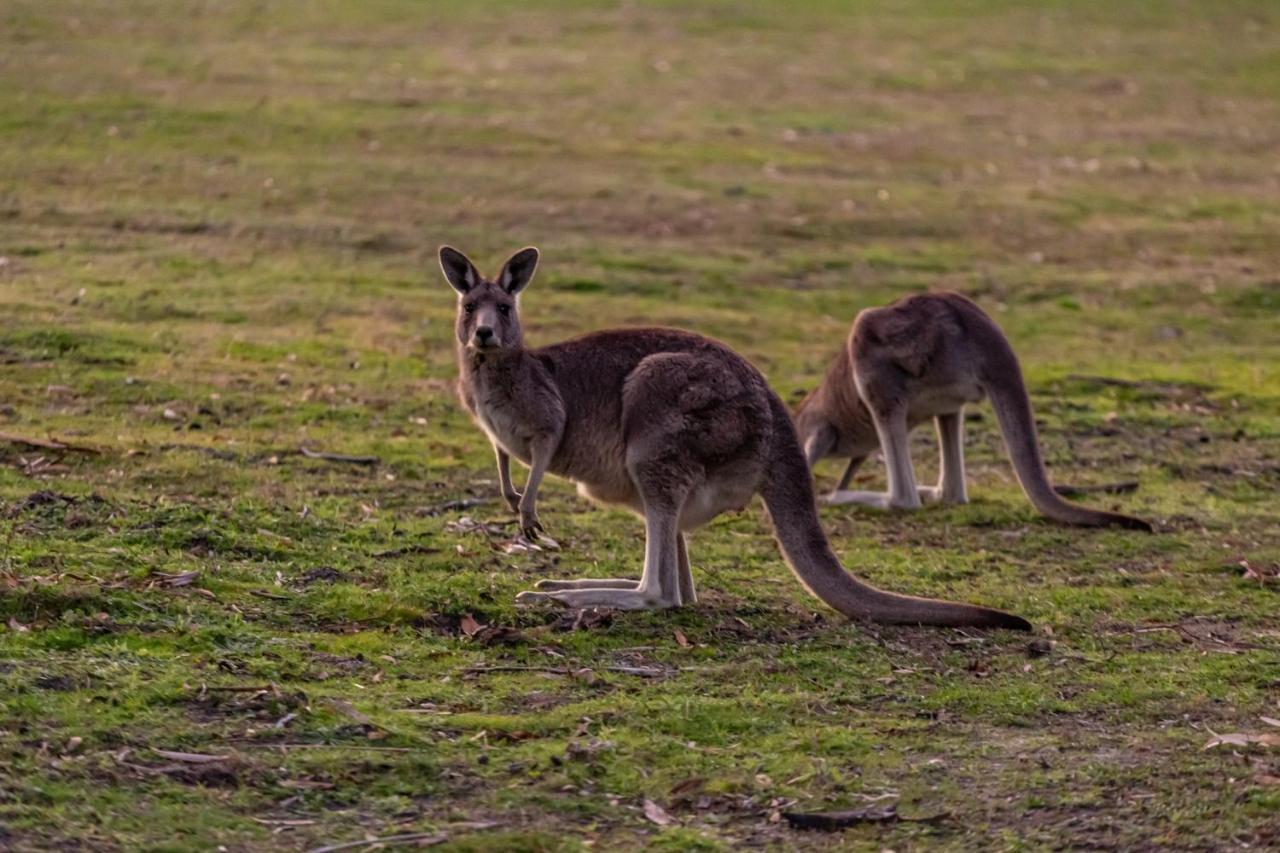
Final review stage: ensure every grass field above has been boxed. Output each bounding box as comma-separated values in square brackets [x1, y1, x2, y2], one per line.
[1, 0, 1278, 849]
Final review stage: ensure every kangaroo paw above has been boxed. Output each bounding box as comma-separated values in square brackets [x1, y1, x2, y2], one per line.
[519, 512, 544, 542]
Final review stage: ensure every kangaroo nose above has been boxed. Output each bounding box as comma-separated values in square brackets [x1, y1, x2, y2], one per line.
[474, 326, 494, 344]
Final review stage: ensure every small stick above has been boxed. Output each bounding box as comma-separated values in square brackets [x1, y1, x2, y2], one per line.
[156, 443, 240, 461]
[299, 447, 379, 466]
[306, 831, 449, 853]
[464, 664, 668, 678]
[372, 544, 442, 559]
[236, 743, 426, 753]
[0, 431, 98, 454]
[464, 665, 577, 676]
[414, 497, 491, 516]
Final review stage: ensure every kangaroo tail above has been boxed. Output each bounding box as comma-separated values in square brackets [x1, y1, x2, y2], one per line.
[760, 395, 1030, 630]
[980, 340, 1152, 532]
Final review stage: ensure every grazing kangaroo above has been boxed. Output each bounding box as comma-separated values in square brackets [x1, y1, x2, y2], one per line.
[794, 291, 1152, 531]
[439, 246, 1030, 629]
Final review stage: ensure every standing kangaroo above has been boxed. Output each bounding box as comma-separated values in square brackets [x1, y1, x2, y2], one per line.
[794, 291, 1152, 531]
[440, 246, 1030, 629]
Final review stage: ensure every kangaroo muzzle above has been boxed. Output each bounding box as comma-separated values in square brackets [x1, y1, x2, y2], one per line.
[471, 305, 502, 349]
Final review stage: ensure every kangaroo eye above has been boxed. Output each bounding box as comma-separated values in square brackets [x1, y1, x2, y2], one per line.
[497, 304, 511, 317]
[463, 303, 475, 314]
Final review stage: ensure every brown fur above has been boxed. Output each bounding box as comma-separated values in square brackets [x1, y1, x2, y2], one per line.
[440, 247, 1030, 629]
[795, 291, 1152, 532]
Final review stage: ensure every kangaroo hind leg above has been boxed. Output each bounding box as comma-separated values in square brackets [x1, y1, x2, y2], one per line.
[517, 499, 683, 610]
[534, 535, 692, 597]
[824, 405, 920, 510]
[535, 578, 636, 591]
[927, 410, 968, 504]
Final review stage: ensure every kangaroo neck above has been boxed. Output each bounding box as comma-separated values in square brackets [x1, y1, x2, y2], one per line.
[458, 345, 528, 385]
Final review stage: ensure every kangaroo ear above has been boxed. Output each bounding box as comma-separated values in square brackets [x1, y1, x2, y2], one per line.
[439, 246, 480, 294]
[497, 247, 539, 295]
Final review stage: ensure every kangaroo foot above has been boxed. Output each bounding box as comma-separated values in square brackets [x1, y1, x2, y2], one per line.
[822, 490, 925, 510]
[535, 578, 638, 590]
[917, 485, 943, 504]
[916, 485, 968, 505]
[516, 588, 676, 610]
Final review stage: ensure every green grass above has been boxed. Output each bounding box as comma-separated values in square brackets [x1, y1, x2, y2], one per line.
[1, 0, 1278, 849]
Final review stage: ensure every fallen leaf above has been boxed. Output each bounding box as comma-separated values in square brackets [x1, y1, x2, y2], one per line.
[446, 516, 505, 537]
[552, 608, 614, 632]
[152, 570, 199, 588]
[459, 614, 483, 637]
[473, 625, 526, 647]
[327, 699, 372, 725]
[673, 628, 690, 648]
[1203, 731, 1280, 750]
[643, 798, 675, 826]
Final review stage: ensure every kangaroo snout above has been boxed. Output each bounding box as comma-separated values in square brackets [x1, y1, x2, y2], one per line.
[474, 325, 496, 346]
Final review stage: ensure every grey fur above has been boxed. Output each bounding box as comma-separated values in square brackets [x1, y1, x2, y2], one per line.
[795, 292, 1152, 532]
[441, 247, 1031, 630]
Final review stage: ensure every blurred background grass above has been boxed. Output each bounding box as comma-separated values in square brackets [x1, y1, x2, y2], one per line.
[0, 1, 1277, 849]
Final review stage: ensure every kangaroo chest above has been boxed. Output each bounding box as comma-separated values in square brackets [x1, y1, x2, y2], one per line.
[467, 372, 533, 463]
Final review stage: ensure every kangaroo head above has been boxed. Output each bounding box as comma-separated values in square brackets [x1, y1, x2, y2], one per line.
[438, 246, 539, 354]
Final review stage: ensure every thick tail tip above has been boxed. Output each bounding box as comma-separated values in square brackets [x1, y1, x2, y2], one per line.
[1118, 515, 1155, 533]
[989, 611, 1033, 631]
[1090, 511, 1153, 532]
[1062, 509, 1154, 532]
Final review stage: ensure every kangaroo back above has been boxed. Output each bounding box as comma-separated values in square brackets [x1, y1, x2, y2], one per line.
[760, 396, 1030, 629]
[974, 323, 1153, 532]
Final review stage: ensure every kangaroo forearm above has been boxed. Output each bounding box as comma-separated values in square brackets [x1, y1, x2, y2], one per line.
[495, 447, 518, 498]
[520, 464, 546, 509]
[514, 431, 562, 541]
